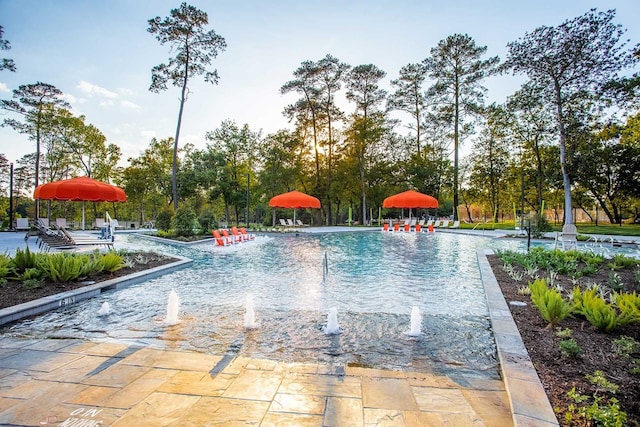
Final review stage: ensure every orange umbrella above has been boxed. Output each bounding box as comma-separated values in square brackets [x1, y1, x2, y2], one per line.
[34, 176, 126, 202]
[383, 190, 438, 209]
[34, 176, 127, 229]
[269, 190, 320, 226]
[269, 190, 320, 209]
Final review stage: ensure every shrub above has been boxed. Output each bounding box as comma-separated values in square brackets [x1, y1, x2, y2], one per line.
[529, 278, 573, 329]
[612, 336, 639, 358]
[100, 252, 125, 273]
[171, 205, 199, 237]
[155, 209, 173, 232]
[0, 254, 11, 278]
[559, 338, 582, 358]
[36, 253, 87, 283]
[11, 246, 38, 274]
[614, 292, 640, 326]
[580, 288, 619, 332]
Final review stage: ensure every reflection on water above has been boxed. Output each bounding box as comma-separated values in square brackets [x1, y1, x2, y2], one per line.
[2, 231, 535, 378]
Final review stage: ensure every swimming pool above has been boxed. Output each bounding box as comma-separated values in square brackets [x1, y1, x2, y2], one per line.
[3, 231, 535, 378]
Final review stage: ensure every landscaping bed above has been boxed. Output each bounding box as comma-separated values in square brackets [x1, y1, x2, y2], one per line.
[488, 249, 640, 426]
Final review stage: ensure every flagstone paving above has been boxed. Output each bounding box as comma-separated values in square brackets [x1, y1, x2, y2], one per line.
[0, 336, 516, 426]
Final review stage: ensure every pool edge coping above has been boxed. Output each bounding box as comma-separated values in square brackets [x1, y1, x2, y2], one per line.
[477, 248, 560, 427]
[0, 256, 193, 327]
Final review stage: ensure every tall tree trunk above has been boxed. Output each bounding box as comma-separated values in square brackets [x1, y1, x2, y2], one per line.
[554, 80, 572, 225]
[453, 80, 460, 221]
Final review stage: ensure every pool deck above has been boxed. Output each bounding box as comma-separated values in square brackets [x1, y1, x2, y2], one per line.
[2, 226, 635, 426]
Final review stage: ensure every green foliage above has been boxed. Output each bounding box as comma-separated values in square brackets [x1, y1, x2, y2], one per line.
[198, 210, 218, 234]
[529, 278, 573, 328]
[580, 288, 620, 332]
[609, 254, 639, 270]
[23, 278, 43, 289]
[171, 205, 199, 237]
[612, 336, 639, 358]
[555, 327, 573, 338]
[565, 387, 627, 427]
[559, 338, 582, 358]
[0, 254, 11, 278]
[100, 252, 124, 273]
[613, 292, 640, 325]
[156, 209, 173, 231]
[586, 370, 619, 394]
[11, 246, 38, 274]
[36, 253, 88, 283]
[18, 267, 42, 282]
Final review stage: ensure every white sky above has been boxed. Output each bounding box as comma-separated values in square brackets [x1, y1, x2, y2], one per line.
[1, 0, 639, 166]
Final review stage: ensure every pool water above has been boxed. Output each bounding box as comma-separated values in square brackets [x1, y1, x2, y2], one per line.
[3, 231, 533, 378]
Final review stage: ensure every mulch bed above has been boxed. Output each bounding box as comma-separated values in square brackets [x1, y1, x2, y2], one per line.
[487, 254, 640, 426]
[0, 252, 178, 310]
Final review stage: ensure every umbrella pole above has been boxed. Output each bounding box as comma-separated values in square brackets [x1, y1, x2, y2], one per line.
[82, 201, 85, 230]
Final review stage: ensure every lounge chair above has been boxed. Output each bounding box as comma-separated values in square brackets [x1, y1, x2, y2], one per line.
[95, 218, 106, 229]
[279, 219, 288, 227]
[393, 223, 400, 232]
[212, 230, 230, 246]
[415, 223, 422, 232]
[403, 223, 410, 232]
[382, 223, 390, 231]
[426, 219, 433, 227]
[440, 220, 449, 228]
[433, 220, 441, 228]
[418, 219, 425, 226]
[221, 229, 240, 243]
[239, 227, 256, 240]
[296, 219, 307, 227]
[450, 220, 460, 229]
[55, 218, 67, 229]
[16, 218, 30, 230]
[287, 219, 295, 227]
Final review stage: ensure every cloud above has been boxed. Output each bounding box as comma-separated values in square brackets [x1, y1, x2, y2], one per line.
[120, 100, 141, 110]
[60, 93, 78, 104]
[76, 80, 118, 98]
[0, 82, 9, 93]
[140, 130, 156, 140]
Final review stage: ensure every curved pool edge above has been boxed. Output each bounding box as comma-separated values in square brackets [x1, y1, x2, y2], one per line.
[0, 256, 193, 327]
[477, 248, 560, 427]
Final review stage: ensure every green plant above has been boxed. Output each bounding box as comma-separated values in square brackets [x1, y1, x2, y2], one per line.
[556, 327, 573, 338]
[608, 254, 638, 270]
[100, 252, 124, 273]
[155, 209, 173, 232]
[559, 338, 582, 358]
[0, 254, 11, 278]
[607, 272, 624, 291]
[630, 359, 640, 376]
[517, 286, 531, 296]
[565, 387, 627, 427]
[155, 229, 174, 238]
[171, 205, 200, 237]
[586, 370, 619, 394]
[529, 278, 573, 329]
[36, 253, 85, 283]
[612, 336, 639, 358]
[23, 278, 43, 289]
[613, 292, 640, 326]
[580, 288, 620, 332]
[11, 246, 38, 274]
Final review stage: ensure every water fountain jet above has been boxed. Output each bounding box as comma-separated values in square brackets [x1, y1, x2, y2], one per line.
[98, 302, 110, 316]
[323, 307, 341, 334]
[165, 289, 180, 325]
[244, 294, 257, 329]
[406, 306, 422, 337]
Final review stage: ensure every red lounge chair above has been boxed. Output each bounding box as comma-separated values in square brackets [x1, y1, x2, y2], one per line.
[230, 226, 246, 242]
[415, 223, 422, 232]
[403, 223, 410, 232]
[212, 230, 229, 246]
[393, 223, 400, 232]
[221, 228, 241, 243]
[239, 227, 255, 240]
[382, 223, 390, 231]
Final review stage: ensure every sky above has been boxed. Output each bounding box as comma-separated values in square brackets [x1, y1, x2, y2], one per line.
[1, 0, 639, 167]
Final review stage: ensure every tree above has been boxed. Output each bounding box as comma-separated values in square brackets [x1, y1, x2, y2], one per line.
[345, 64, 387, 224]
[1, 82, 70, 217]
[424, 34, 500, 221]
[505, 8, 639, 225]
[148, 2, 227, 212]
[0, 26, 15, 72]
[387, 63, 427, 155]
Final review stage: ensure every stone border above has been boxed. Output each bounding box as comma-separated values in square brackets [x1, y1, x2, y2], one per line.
[477, 248, 559, 426]
[0, 256, 193, 327]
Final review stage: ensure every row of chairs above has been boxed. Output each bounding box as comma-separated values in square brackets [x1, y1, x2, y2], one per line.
[383, 219, 461, 232]
[26, 219, 114, 252]
[212, 227, 256, 246]
[279, 219, 307, 227]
